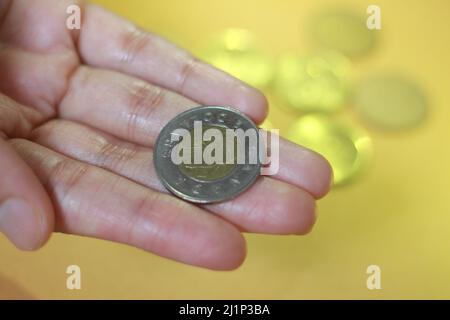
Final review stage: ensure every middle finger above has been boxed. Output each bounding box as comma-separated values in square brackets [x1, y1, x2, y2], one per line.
[58, 66, 332, 198]
[31, 119, 317, 235]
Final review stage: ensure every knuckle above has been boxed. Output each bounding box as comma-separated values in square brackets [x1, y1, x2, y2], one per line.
[176, 56, 199, 94]
[120, 27, 151, 65]
[47, 157, 89, 203]
[96, 138, 138, 171]
[126, 82, 164, 140]
[124, 193, 167, 251]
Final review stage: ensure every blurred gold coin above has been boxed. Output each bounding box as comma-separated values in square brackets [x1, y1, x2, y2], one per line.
[274, 52, 351, 113]
[287, 115, 372, 186]
[308, 9, 376, 58]
[354, 74, 428, 130]
[200, 29, 273, 88]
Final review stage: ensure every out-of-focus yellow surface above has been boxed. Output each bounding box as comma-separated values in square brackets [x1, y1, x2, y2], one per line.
[1, 0, 450, 299]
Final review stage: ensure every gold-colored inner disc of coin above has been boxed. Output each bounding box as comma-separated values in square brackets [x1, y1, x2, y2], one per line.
[178, 125, 237, 181]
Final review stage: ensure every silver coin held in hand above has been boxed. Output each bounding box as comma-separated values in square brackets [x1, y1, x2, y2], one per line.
[154, 106, 262, 203]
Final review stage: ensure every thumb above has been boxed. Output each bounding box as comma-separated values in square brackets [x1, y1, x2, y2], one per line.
[0, 96, 54, 250]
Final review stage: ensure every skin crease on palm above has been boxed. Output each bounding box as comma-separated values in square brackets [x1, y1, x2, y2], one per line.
[0, 0, 332, 270]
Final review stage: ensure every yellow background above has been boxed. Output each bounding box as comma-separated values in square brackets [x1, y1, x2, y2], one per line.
[1, 0, 449, 299]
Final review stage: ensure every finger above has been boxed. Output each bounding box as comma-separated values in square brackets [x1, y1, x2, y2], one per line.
[0, 42, 79, 117]
[77, 4, 268, 123]
[0, 0, 81, 116]
[31, 119, 317, 235]
[11, 139, 246, 270]
[0, 93, 45, 138]
[0, 0, 78, 53]
[207, 178, 316, 235]
[59, 66, 196, 147]
[0, 139, 54, 250]
[0, 95, 54, 250]
[58, 67, 331, 197]
[0, 1, 11, 25]
[274, 138, 333, 199]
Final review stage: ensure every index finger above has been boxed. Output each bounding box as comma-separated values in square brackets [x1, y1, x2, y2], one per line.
[77, 4, 268, 123]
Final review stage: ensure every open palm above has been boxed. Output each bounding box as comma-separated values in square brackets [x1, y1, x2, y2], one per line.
[0, 0, 331, 269]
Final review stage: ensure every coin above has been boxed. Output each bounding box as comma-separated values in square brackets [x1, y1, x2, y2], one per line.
[287, 115, 373, 186]
[274, 52, 351, 113]
[353, 73, 428, 130]
[200, 29, 274, 89]
[154, 106, 261, 203]
[308, 8, 376, 58]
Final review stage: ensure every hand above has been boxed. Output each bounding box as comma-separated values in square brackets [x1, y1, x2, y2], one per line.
[0, 0, 332, 270]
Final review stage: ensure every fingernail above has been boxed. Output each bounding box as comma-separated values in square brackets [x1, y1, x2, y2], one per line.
[0, 197, 39, 250]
